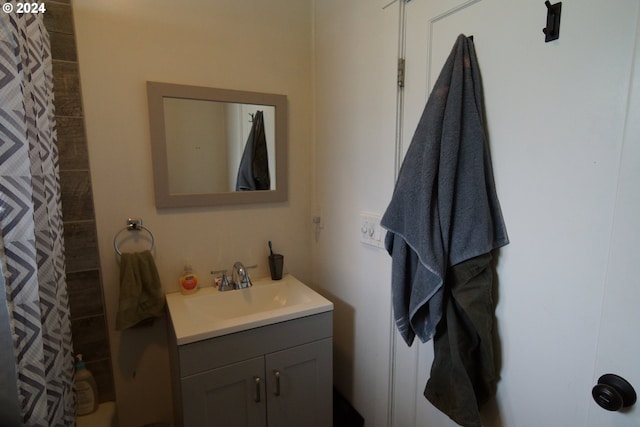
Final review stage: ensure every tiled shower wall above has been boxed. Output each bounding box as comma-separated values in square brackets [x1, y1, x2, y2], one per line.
[44, 1, 115, 402]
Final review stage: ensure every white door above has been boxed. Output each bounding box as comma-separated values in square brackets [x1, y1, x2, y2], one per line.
[587, 12, 640, 426]
[392, 1, 640, 426]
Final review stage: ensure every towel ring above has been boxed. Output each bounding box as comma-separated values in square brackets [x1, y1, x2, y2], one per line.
[113, 218, 155, 256]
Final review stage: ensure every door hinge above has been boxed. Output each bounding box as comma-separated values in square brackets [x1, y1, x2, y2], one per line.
[397, 58, 405, 88]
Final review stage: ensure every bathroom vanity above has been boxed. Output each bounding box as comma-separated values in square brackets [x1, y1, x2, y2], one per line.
[166, 275, 333, 427]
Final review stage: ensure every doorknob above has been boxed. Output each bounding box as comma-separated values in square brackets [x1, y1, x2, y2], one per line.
[592, 374, 637, 411]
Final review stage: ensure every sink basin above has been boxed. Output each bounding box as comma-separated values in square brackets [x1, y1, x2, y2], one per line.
[166, 274, 333, 345]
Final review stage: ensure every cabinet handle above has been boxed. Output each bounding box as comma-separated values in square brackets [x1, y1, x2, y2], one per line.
[273, 370, 281, 396]
[254, 376, 261, 403]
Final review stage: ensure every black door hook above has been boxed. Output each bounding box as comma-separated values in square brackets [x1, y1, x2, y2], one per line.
[543, 1, 562, 42]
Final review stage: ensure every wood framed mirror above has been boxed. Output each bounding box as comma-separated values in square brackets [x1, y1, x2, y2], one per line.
[147, 82, 288, 208]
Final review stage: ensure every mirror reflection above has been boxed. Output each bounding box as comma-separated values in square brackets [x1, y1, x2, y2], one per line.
[147, 82, 288, 208]
[163, 98, 276, 193]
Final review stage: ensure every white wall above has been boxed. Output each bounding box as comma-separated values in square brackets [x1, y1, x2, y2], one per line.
[311, 1, 399, 425]
[72, 1, 313, 425]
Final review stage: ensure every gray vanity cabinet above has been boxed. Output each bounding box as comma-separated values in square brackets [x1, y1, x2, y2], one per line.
[181, 356, 266, 426]
[168, 311, 333, 427]
[265, 339, 332, 426]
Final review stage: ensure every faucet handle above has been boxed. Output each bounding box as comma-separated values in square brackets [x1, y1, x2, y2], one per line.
[219, 272, 235, 291]
[211, 269, 235, 291]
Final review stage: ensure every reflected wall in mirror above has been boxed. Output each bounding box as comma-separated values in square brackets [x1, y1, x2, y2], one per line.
[147, 82, 288, 208]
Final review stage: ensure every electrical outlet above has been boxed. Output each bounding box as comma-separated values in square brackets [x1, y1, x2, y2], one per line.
[359, 212, 386, 249]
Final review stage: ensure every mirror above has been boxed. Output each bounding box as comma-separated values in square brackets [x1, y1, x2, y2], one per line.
[147, 82, 288, 208]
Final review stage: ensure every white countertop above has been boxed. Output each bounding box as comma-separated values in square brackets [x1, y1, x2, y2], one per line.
[166, 274, 334, 345]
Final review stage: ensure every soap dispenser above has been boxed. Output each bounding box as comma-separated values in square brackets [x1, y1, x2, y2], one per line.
[75, 354, 98, 416]
[180, 263, 199, 295]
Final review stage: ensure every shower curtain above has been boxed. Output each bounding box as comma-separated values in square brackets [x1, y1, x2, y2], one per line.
[0, 12, 75, 426]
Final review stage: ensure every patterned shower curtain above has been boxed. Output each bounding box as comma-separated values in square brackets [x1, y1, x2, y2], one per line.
[0, 11, 75, 427]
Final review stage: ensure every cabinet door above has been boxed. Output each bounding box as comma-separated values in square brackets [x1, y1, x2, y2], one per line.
[265, 338, 333, 427]
[181, 356, 266, 427]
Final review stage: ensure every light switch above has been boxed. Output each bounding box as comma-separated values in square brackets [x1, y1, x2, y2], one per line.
[359, 212, 386, 249]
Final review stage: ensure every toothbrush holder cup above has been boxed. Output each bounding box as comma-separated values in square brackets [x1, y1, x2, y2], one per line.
[268, 254, 284, 280]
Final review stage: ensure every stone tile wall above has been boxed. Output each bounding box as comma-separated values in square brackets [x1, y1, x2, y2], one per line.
[44, 0, 115, 403]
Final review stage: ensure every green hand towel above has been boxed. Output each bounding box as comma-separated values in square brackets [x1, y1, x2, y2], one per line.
[116, 250, 165, 330]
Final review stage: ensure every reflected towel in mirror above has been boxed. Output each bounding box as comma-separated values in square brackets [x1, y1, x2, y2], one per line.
[236, 110, 270, 191]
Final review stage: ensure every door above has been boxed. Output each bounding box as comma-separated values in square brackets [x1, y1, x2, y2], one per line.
[181, 356, 266, 427]
[266, 339, 333, 427]
[587, 13, 640, 426]
[392, 1, 640, 426]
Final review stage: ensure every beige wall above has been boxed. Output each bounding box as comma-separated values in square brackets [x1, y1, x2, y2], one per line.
[311, 2, 398, 425]
[73, 1, 313, 425]
[163, 99, 229, 193]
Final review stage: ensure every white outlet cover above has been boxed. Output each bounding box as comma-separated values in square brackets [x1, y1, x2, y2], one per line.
[359, 212, 386, 249]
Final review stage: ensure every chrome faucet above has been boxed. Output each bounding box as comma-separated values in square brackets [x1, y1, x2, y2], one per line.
[232, 261, 253, 289]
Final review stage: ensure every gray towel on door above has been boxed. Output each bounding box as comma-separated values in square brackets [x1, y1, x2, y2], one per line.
[381, 34, 508, 346]
[424, 253, 497, 427]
